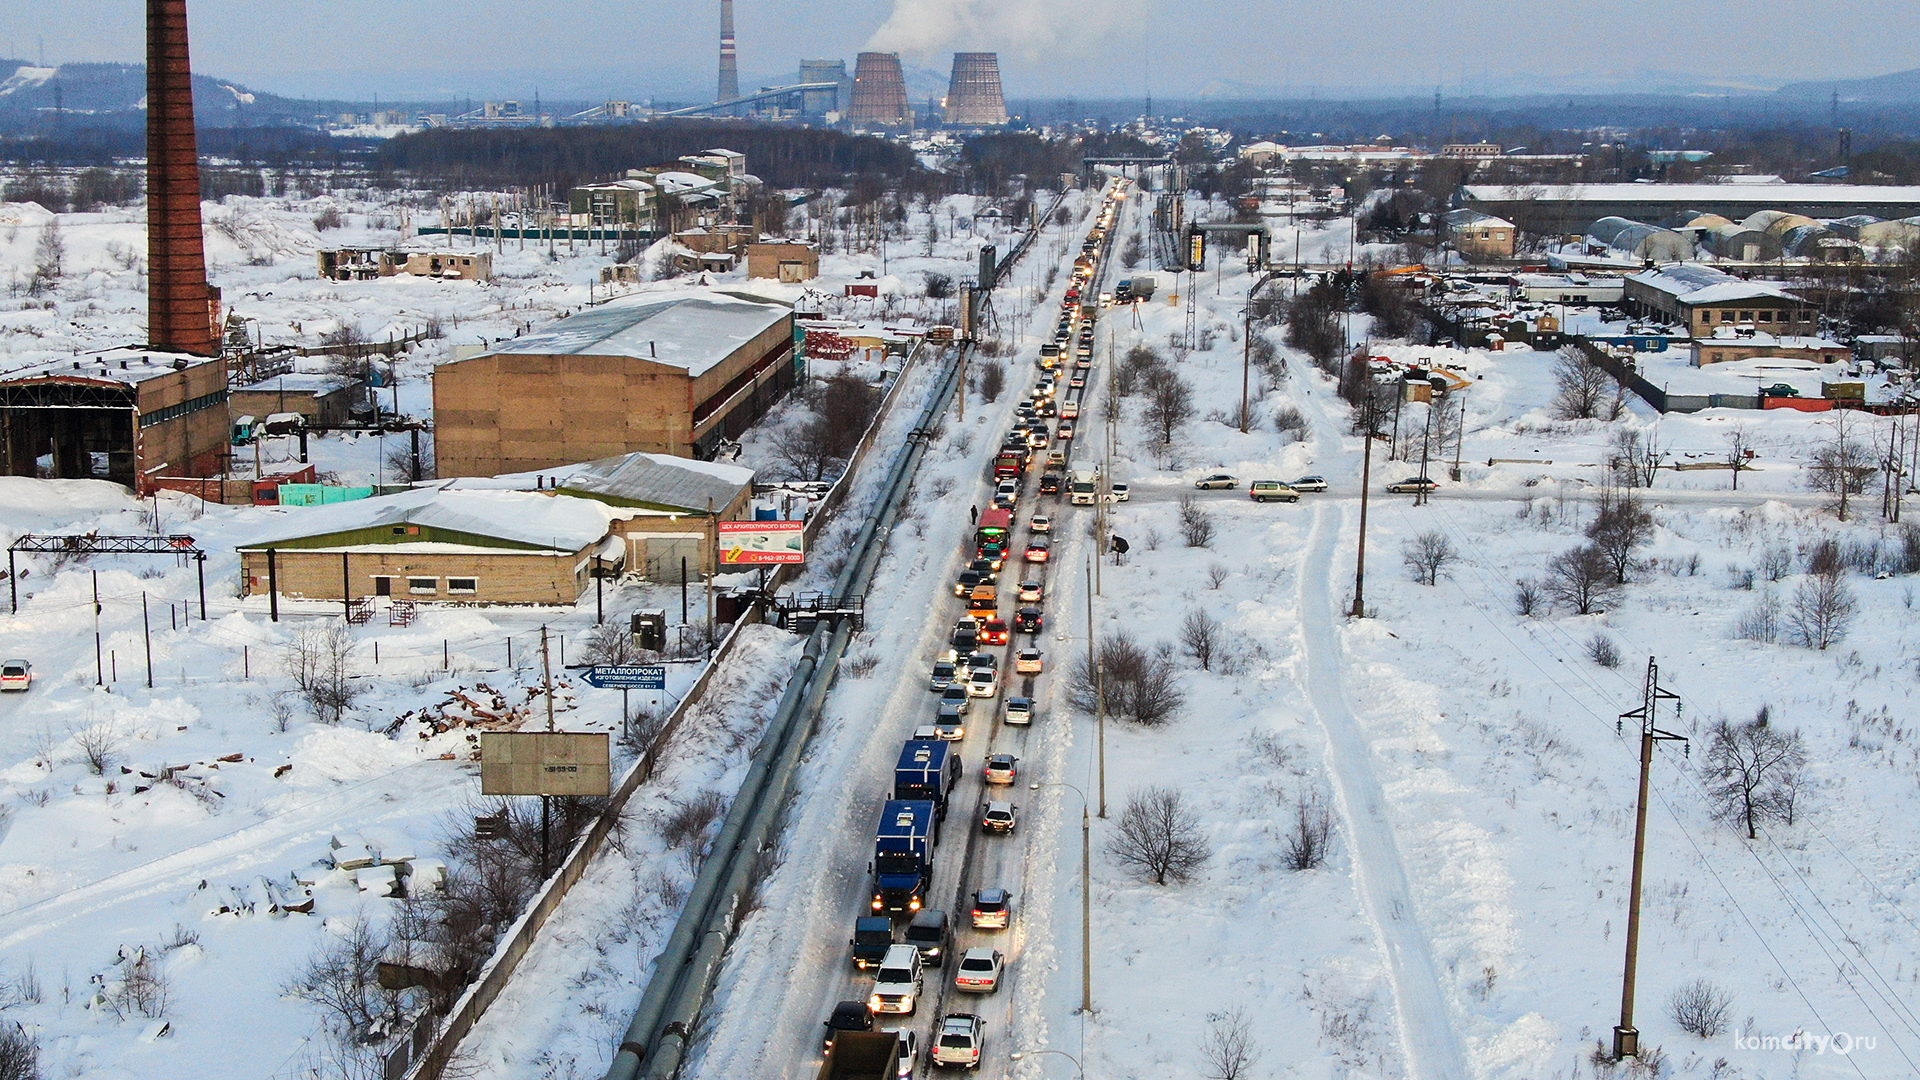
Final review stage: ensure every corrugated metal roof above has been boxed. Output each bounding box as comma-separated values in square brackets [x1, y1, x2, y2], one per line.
[553, 452, 753, 513]
[458, 290, 789, 378]
[238, 485, 616, 552]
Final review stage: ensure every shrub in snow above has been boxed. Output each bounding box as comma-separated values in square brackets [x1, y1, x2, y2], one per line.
[1107, 786, 1210, 885]
[1513, 578, 1541, 617]
[1178, 495, 1215, 548]
[1667, 978, 1734, 1039]
[1180, 609, 1224, 671]
[1282, 790, 1335, 871]
[1198, 1006, 1262, 1080]
[0, 1022, 40, 1080]
[1401, 531, 1457, 586]
[1785, 568, 1854, 651]
[1586, 634, 1621, 668]
[1734, 592, 1781, 644]
[1544, 544, 1618, 615]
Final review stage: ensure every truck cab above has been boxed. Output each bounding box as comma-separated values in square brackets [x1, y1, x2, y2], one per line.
[850, 916, 896, 969]
[872, 800, 938, 913]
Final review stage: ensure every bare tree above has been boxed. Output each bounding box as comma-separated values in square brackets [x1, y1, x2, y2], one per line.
[1586, 496, 1655, 584]
[1144, 369, 1195, 445]
[1586, 633, 1622, 668]
[1701, 708, 1807, 839]
[1550, 348, 1612, 421]
[1611, 427, 1666, 488]
[27, 219, 64, 296]
[1735, 590, 1782, 643]
[1282, 789, 1335, 871]
[284, 916, 396, 1041]
[769, 414, 840, 482]
[582, 620, 640, 666]
[1069, 632, 1186, 726]
[1180, 608, 1224, 671]
[1785, 566, 1855, 650]
[1107, 786, 1211, 885]
[1806, 411, 1877, 520]
[1667, 978, 1734, 1039]
[1724, 425, 1754, 491]
[1401, 530, 1457, 586]
[1206, 563, 1230, 590]
[976, 360, 1006, 403]
[1178, 495, 1216, 548]
[1513, 577, 1541, 617]
[284, 621, 362, 724]
[1544, 544, 1619, 615]
[1198, 1007, 1263, 1080]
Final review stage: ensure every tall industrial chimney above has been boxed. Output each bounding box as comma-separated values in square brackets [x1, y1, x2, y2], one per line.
[717, 0, 740, 104]
[147, 0, 217, 355]
[944, 52, 1008, 127]
[849, 52, 912, 128]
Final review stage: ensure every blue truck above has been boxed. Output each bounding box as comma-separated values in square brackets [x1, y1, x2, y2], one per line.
[894, 740, 961, 818]
[871, 799, 939, 914]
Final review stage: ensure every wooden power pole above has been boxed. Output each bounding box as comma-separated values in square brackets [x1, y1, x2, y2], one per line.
[1612, 657, 1685, 1060]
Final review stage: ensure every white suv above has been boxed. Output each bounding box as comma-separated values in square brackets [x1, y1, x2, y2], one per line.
[869, 944, 925, 1015]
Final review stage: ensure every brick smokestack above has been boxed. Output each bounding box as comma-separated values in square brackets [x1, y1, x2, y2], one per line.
[147, 0, 217, 355]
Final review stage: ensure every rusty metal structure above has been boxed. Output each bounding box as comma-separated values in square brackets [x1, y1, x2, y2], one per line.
[717, 0, 740, 105]
[849, 52, 912, 128]
[944, 52, 1008, 127]
[147, 0, 218, 356]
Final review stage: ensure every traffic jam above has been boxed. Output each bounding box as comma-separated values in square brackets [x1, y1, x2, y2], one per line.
[820, 182, 1130, 1076]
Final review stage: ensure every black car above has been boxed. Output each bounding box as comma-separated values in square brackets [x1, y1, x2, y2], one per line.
[1013, 607, 1043, 633]
[824, 1000, 875, 1050]
[1037, 473, 1063, 495]
[954, 569, 983, 597]
[904, 909, 952, 967]
[851, 916, 896, 968]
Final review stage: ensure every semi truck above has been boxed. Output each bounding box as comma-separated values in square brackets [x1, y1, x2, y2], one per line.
[1129, 273, 1158, 300]
[817, 1029, 903, 1080]
[1068, 469, 1099, 506]
[872, 799, 938, 913]
[895, 740, 961, 817]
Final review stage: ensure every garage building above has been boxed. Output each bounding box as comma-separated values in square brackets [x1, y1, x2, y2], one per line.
[0, 348, 229, 492]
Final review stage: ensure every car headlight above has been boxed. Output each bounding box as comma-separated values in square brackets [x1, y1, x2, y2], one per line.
[869, 995, 883, 1010]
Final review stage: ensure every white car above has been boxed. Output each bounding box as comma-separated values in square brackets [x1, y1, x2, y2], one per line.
[1017, 580, 1044, 602]
[967, 666, 999, 698]
[1028, 514, 1052, 534]
[994, 480, 1019, 505]
[933, 1014, 984, 1069]
[889, 1030, 920, 1080]
[1102, 483, 1130, 503]
[869, 944, 925, 1015]
[0, 659, 31, 692]
[953, 948, 1004, 993]
[1290, 475, 1329, 492]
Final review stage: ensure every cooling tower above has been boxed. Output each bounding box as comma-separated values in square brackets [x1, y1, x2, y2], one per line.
[717, 0, 739, 103]
[147, 0, 217, 355]
[944, 52, 1008, 127]
[849, 52, 912, 127]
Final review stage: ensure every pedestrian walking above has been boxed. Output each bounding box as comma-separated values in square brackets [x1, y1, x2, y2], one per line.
[970, 505, 978, 523]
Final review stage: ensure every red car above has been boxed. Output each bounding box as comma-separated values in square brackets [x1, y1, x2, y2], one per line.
[979, 619, 1010, 645]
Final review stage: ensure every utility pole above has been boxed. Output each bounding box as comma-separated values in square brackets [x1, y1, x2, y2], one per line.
[1351, 394, 1377, 619]
[540, 625, 556, 878]
[93, 570, 103, 685]
[1416, 397, 1435, 507]
[1612, 657, 1685, 1060]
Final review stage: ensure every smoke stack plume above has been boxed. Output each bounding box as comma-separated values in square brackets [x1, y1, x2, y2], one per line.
[944, 52, 1008, 126]
[146, 0, 217, 355]
[717, 0, 740, 103]
[849, 52, 912, 127]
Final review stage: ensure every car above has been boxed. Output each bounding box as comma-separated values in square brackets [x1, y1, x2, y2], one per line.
[869, 944, 925, 1015]
[929, 660, 958, 692]
[952, 569, 983, 598]
[1099, 291, 1113, 306]
[1069, 372, 1087, 389]
[1015, 648, 1044, 674]
[889, 1030, 921, 1080]
[991, 493, 1017, 512]
[1195, 473, 1237, 490]
[979, 619, 1010, 646]
[904, 909, 951, 967]
[932, 1013, 984, 1069]
[994, 480, 1019, 505]
[824, 1000, 876, 1051]
[1045, 450, 1068, 470]
[0, 659, 30, 692]
[967, 666, 999, 698]
[1024, 539, 1051, 563]
[1102, 483, 1129, 503]
[1059, 402, 1080, 421]
[1025, 428, 1049, 449]
[851, 916, 897, 968]
[981, 801, 1017, 833]
[1035, 399, 1057, 418]
[954, 948, 1005, 993]
[967, 558, 999, 582]
[1249, 480, 1301, 503]
[1057, 422, 1075, 441]
[1386, 476, 1440, 494]
[983, 754, 1018, 784]
[1003, 696, 1033, 725]
[1013, 608, 1043, 634]
[940, 685, 972, 715]
[1290, 475, 1329, 492]
[968, 584, 998, 616]
[966, 651, 998, 673]
[943, 631, 978, 663]
[933, 708, 965, 741]
[971, 888, 1012, 929]
[1029, 514, 1051, 534]
[1017, 579, 1044, 602]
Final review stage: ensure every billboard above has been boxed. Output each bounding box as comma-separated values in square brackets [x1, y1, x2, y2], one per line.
[480, 732, 611, 797]
[718, 520, 806, 565]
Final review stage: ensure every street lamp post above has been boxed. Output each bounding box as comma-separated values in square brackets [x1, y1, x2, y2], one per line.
[1010, 1049, 1085, 1080]
[1030, 781, 1093, 1014]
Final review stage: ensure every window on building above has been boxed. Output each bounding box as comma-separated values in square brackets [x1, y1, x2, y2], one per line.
[1759, 311, 1774, 323]
[1720, 310, 1733, 322]
[447, 578, 478, 595]
[408, 577, 438, 594]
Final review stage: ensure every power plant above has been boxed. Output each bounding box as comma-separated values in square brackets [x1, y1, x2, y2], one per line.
[849, 52, 912, 128]
[146, 0, 218, 355]
[716, 0, 739, 105]
[943, 52, 1008, 128]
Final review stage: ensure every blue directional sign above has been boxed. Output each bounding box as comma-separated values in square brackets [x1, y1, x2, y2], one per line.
[582, 665, 666, 690]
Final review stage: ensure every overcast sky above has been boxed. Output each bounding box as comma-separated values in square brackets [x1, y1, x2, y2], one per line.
[8, 1, 1920, 102]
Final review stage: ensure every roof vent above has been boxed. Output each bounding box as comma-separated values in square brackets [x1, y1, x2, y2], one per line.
[121, 360, 129, 369]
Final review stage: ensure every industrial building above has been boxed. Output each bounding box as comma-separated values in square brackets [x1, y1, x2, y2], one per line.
[799, 59, 851, 117]
[433, 290, 797, 476]
[1509, 273, 1624, 305]
[0, 349, 230, 490]
[229, 373, 367, 429]
[316, 249, 492, 282]
[943, 53, 1008, 127]
[1622, 265, 1817, 336]
[1463, 182, 1920, 236]
[747, 240, 819, 282]
[1692, 329, 1849, 368]
[850, 52, 912, 128]
[1586, 217, 1692, 263]
[1443, 209, 1516, 260]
